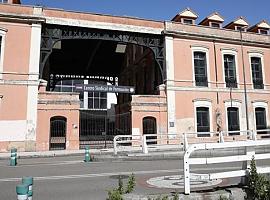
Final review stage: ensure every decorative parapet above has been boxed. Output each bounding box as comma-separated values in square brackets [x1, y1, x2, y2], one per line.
[165, 21, 270, 47]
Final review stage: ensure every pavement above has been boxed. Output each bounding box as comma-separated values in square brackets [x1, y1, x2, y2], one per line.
[0, 144, 183, 161]
[0, 144, 269, 199]
[0, 143, 269, 161]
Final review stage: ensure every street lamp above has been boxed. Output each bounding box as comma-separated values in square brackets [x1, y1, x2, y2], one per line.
[239, 27, 249, 131]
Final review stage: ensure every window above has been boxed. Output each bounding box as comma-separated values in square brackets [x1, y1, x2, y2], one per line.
[255, 107, 267, 131]
[0, 29, 7, 79]
[0, 0, 8, 3]
[224, 54, 237, 88]
[259, 29, 268, 35]
[88, 92, 107, 109]
[183, 19, 193, 24]
[251, 57, 264, 89]
[194, 99, 212, 135]
[196, 107, 210, 133]
[194, 52, 208, 86]
[235, 26, 246, 31]
[210, 22, 220, 28]
[227, 107, 240, 134]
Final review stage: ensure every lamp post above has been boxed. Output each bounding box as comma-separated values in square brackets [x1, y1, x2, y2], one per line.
[239, 27, 250, 185]
[240, 28, 249, 131]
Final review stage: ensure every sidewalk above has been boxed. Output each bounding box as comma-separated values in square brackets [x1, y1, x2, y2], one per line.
[0, 144, 268, 161]
[0, 145, 183, 160]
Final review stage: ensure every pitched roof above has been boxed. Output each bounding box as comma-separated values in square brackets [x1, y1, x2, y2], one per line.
[248, 20, 270, 32]
[172, 8, 198, 21]
[224, 16, 249, 28]
[199, 12, 224, 25]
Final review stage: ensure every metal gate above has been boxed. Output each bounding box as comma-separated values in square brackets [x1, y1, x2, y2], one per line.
[79, 110, 131, 149]
[49, 116, 67, 150]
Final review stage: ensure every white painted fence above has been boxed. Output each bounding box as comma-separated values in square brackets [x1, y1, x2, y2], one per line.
[113, 133, 182, 155]
[183, 139, 270, 194]
[113, 129, 270, 155]
[113, 135, 143, 155]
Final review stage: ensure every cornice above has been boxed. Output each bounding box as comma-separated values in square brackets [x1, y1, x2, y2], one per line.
[164, 22, 270, 48]
[0, 12, 45, 23]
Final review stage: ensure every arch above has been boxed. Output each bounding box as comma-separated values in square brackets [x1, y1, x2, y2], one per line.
[49, 116, 67, 150]
[40, 24, 165, 82]
[143, 116, 157, 145]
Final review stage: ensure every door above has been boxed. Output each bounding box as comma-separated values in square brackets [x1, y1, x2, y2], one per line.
[49, 116, 67, 150]
[143, 117, 157, 145]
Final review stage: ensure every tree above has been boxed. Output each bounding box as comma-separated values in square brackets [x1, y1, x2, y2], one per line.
[246, 156, 269, 200]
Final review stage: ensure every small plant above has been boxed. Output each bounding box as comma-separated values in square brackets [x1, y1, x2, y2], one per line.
[219, 195, 229, 200]
[107, 189, 123, 200]
[125, 173, 136, 194]
[173, 192, 179, 200]
[118, 177, 124, 194]
[161, 196, 169, 200]
[107, 173, 136, 200]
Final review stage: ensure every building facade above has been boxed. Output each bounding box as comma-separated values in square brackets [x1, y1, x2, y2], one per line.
[166, 9, 270, 138]
[0, 2, 269, 152]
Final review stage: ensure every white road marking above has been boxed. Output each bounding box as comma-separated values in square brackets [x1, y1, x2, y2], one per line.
[0, 160, 83, 167]
[0, 167, 241, 182]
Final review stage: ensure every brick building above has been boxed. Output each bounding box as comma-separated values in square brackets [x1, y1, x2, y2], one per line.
[0, 2, 269, 152]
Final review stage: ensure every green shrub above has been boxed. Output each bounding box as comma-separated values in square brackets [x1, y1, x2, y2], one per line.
[107, 189, 123, 200]
[246, 156, 270, 200]
[118, 177, 124, 194]
[107, 173, 136, 200]
[219, 195, 229, 200]
[173, 192, 179, 200]
[125, 173, 136, 194]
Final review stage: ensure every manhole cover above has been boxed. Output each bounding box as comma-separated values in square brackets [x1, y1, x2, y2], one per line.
[147, 173, 222, 189]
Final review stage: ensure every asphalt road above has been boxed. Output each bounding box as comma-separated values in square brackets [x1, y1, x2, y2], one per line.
[0, 155, 268, 200]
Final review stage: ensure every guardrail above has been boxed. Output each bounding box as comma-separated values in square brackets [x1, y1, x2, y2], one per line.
[113, 135, 143, 155]
[183, 139, 270, 194]
[113, 129, 270, 155]
[113, 133, 182, 155]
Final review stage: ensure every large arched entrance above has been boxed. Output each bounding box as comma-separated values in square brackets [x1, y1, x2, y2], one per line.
[40, 24, 165, 149]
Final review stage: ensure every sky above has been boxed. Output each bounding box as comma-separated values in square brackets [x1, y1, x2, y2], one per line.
[21, 0, 270, 26]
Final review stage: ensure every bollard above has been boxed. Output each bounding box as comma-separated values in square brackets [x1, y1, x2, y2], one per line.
[22, 176, 33, 200]
[84, 146, 91, 162]
[10, 148, 17, 166]
[16, 184, 28, 200]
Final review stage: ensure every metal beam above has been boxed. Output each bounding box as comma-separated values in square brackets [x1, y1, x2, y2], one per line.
[40, 24, 165, 81]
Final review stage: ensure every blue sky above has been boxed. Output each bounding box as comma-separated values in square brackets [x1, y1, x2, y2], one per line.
[22, 0, 270, 26]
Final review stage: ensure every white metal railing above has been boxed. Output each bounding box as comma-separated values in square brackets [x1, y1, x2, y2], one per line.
[113, 135, 143, 155]
[253, 129, 270, 140]
[183, 139, 270, 194]
[113, 129, 270, 155]
[113, 133, 182, 155]
[142, 133, 183, 153]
